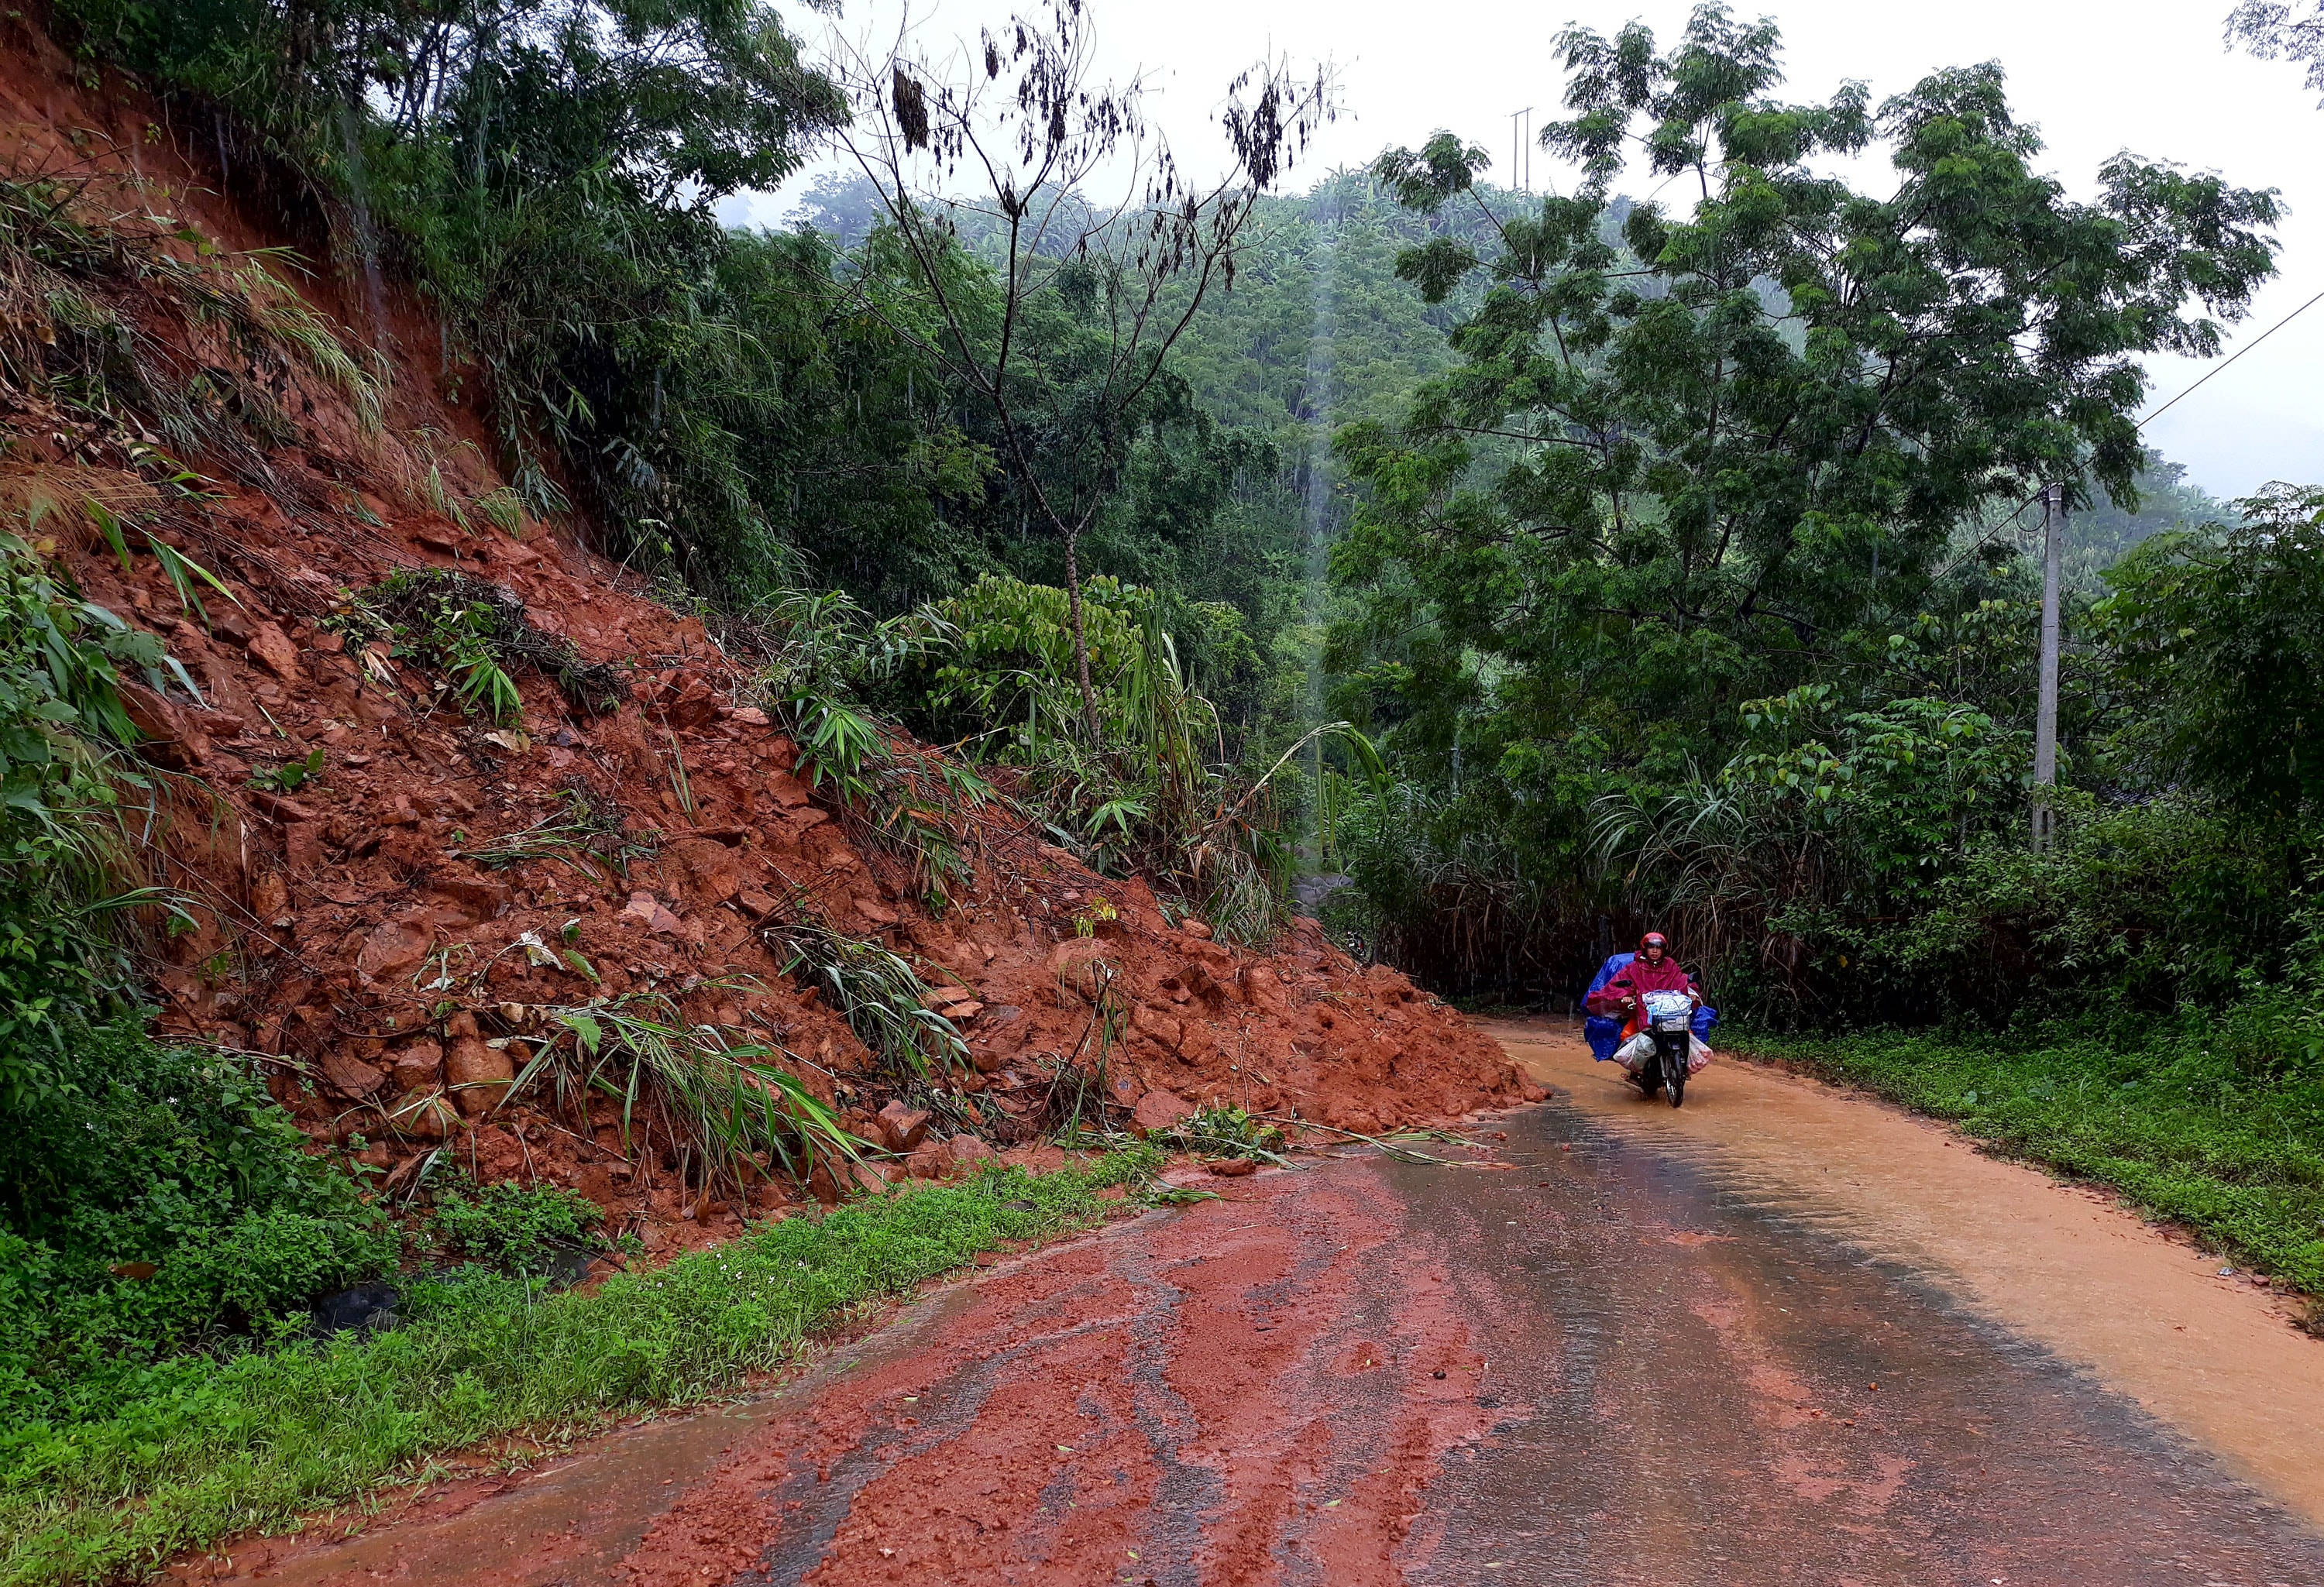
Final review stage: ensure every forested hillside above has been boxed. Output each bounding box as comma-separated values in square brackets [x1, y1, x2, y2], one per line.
[782, 165, 2251, 998]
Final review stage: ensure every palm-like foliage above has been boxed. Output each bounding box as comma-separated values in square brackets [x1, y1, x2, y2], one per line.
[1590, 686, 2030, 1012]
[504, 991, 862, 1199]
[759, 914, 970, 1081]
[0, 530, 205, 1110]
[923, 574, 1377, 939]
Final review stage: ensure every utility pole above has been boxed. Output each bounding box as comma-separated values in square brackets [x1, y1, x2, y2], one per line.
[1510, 108, 1533, 193]
[2031, 483, 2064, 851]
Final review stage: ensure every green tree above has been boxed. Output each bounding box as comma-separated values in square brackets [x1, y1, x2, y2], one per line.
[832, 0, 1332, 737]
[1329, 5, 2280, 988]
[2095, 483, 2324, 819]
[2228, 1, 2324, 101]
[53, 0, 992, 600]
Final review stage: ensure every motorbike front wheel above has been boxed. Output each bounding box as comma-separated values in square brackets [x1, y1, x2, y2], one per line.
[1648, 1032, 1687, 1108]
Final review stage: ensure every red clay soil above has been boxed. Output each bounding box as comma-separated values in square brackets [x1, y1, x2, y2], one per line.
[0, 22, 1538, 1245]
[625, 1170, 1496, 1587]
[208, 1159, 1503, 1587]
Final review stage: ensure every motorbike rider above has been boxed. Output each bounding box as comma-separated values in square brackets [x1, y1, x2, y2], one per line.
[1587, 932, 1702, 1036]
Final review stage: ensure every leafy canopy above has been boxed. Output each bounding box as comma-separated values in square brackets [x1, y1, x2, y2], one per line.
[1346, 5, 2278, 686]
[2094, 483, 2324, 819]
[1327, 2, 2279, 994]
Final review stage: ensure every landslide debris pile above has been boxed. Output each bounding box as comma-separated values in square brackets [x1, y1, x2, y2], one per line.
[0, 39, 1535, 1252]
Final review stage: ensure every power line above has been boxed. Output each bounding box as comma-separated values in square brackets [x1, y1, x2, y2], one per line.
[2138, 284, 2324, 428]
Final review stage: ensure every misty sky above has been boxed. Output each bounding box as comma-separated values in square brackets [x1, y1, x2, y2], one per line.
[732, 0, 2324, 500]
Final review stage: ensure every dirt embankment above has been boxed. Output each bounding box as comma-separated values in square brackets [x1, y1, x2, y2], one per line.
[0, 25, 1538, 1247]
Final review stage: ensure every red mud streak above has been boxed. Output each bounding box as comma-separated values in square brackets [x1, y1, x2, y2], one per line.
[197, 1050, 2324, 1586]
[620, 1166, 1491, 1587]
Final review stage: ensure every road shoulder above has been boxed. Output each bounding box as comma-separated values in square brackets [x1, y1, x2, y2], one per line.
[1483, 1016, 2324, 1533]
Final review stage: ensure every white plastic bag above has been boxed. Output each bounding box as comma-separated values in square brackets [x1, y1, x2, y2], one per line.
[1617, 1029, 1714, 1074]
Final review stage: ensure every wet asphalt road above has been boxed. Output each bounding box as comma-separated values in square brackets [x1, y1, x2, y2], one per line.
[225, 1077, 2324, 1586]
[1397, 1097, 2324, 1585]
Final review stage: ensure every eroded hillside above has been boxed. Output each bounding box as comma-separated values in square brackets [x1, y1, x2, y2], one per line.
[0, 27, 1537, 1251]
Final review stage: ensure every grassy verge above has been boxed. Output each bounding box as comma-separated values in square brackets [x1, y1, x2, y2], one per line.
[0, 1154, 1156, 1587]
[1734, 1027, 2324, 1298]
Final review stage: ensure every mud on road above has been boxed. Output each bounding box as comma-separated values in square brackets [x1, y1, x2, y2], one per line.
[215, 1025, 2324, 1586]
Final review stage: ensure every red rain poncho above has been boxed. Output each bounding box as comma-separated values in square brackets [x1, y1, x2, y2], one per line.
[1588, 952, 1698, 1040]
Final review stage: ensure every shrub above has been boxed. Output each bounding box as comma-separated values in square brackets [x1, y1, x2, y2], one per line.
[430, 1180, 603, 1273]
[0, 1018, 397, 1426]
[0, 531, 188, 1107]
[1810, 798, 2312, 1028]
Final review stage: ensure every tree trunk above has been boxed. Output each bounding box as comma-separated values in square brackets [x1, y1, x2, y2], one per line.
[2032, 483, 2063, 851]
[1062, 526, 1102, 743]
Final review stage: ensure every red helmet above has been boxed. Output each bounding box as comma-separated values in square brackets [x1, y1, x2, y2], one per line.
[1638, 932, 1668, 954]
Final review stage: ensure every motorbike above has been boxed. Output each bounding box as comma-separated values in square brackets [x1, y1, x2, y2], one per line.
[1635, 989, 1697, 1108]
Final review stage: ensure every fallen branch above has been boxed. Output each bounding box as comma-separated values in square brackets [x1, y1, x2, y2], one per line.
[1249, 1115, 1470, 1166]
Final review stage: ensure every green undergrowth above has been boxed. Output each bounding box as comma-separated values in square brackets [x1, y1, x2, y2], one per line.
[333, 569, 625, 723]
[1734, 1025, 2324, 1297]
[0, 1151, 1159, 1587]
[0, 1019, 402, 1426]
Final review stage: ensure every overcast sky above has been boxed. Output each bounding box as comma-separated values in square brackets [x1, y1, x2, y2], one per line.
[732, 0, 2323, 500]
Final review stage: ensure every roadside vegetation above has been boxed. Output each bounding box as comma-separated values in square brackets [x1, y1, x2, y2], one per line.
[1739, 1025, 2324, 1297]
[1, 1154, 1154, 1587]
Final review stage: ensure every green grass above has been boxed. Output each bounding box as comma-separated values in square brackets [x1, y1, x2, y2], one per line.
[1734, 1026, 2324, 1297]
[0, 1154, 1156, 1587]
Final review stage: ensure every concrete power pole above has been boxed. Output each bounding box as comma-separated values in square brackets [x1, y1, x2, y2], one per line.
[2031, 483, 2064, 851]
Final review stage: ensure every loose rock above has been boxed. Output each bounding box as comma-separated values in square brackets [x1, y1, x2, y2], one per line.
[1133, 1089, 1195, 1135]
[246, 621, 303, 680]
[445, 1035, 513, 1118]
[876, 1101, 933, 1153]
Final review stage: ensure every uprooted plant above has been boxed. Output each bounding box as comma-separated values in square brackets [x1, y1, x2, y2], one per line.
[745, 579, 1377, 943]
[458, 780, 655, 887]
[428, 1176, 605, 1274]
[1029, 946, 1132, 1141]
[758, 909, 970, 1080]
[1146, 1104, 1292, 1166]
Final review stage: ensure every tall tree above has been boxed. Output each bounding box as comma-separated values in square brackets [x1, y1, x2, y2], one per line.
[1332, 2, 2279, 982]
[832, 0, 1332, 737]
